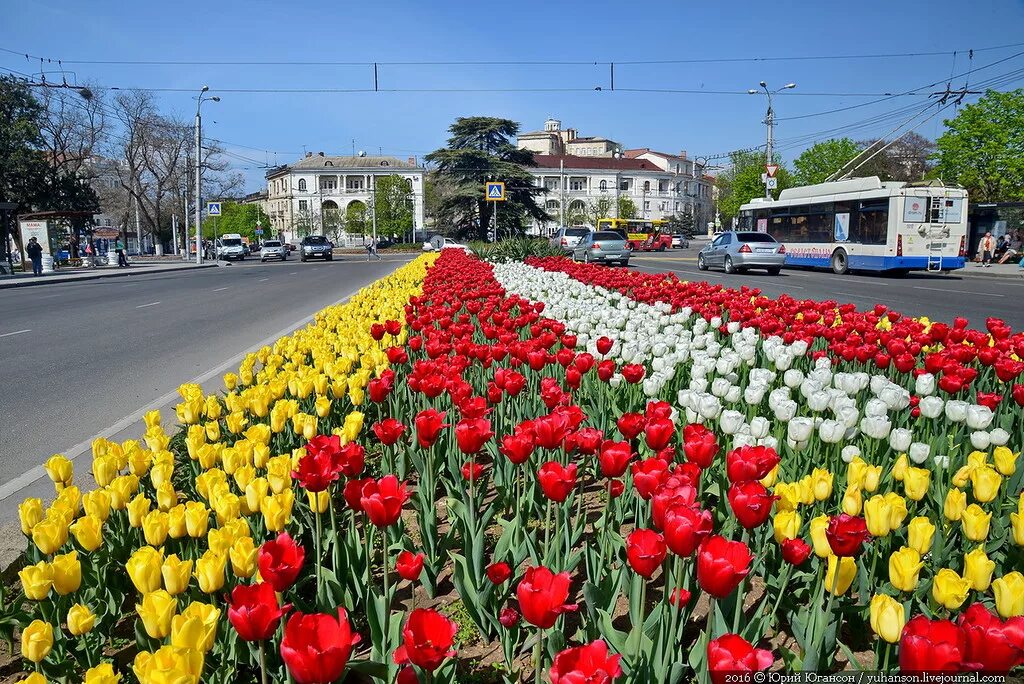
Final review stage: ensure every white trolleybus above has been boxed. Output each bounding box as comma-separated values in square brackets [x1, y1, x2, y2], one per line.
[738, 177, 968, 275]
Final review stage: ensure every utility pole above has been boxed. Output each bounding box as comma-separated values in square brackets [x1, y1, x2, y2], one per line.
[559, 158, 565, 231]
[171, 214, 178, 256]
[194, 86, 220, 264]
[749, 81, 795, 199]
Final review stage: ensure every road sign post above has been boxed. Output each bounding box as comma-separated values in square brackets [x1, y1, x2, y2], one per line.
[485, 182, 505, 241]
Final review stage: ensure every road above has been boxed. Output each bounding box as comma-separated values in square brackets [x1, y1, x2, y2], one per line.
[0, 255, 412, 498]
[630, 248, 1024, 331]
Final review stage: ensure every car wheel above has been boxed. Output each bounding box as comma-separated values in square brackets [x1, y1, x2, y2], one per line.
[831, 249, 849, 275]
[261, 258, 266, 263]
[326, 255, 333, 261]
[724, 256, 736, 274]
[282, 254, 287, 260]
[619, 259, 629, 267]
[658, 245, 666, 252]
[697, 254, 708, 271]
[301, 255, 307, 262]
[767, 267, 781, 275]
[583, 252, 591, 264]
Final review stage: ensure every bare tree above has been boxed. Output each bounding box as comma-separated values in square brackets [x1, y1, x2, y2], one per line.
[857, 132, 937, 182]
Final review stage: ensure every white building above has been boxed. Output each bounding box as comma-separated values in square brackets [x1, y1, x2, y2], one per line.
[527, 153, 713, 235]
[265, 152, 425, 244]
[517, 118, 623, 158]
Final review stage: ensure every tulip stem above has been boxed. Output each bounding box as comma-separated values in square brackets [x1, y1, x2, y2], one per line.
[259, 642, 269, 684]
[732, 529, 750, 635]
[664, 556, 682, 680]
[880, 641, 891, 672]
[534, 628, 545, 684]
[595, 482, 612, 581]
[769, 563, 793, 623]
[820, 563, 839, 668]
[543, 498, 553, 565]
[315, 510, 323, 602]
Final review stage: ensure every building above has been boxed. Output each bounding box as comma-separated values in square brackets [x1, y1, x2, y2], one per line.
[265, 152, 425, 244]
[624, 148, 714, 233]
[516, 118, 623, 158]
[526, 153, 714, 235]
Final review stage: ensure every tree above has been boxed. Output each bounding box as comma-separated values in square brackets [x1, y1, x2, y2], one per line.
[344, 202, 369, 237]
[0, 76, 49, 214]
[716, 150, 794, 221]
[425, 117, 548, 240]
[934, 90, 1024, 201]
[200, 202, 270, 240]
[585, 196, 615, 226]
[373, 174, 414, 239]
[617, 196, 637, 219]
[793, 138, 860, 185]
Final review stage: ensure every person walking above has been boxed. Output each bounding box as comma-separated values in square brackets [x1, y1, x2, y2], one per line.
[978, 231, 995, 267]
[116, 238, 129, 267]
[26, 237, 43, 276]
[366, 237, 382, 261]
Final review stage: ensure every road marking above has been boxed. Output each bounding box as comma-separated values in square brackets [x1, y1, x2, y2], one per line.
[289, 271, 298, 275]
[632, 264, 806, 289]
[0, 329, 30, 339]
[914, 286, 1005, 297]
[257, 277, 269, 282]
[212, 287, 229, 292]
[135, 301, 161, 309]
[39, 293, 62, 299]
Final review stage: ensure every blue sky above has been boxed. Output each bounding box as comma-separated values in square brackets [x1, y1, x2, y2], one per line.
[4, 0, 1024, 192]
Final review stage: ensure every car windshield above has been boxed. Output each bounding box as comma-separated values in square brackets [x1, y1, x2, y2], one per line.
[304, 236, 328, 244]
[593, 232, 624, 240]
[222, 238, 242, 247]
[565, 228, 590, 237]
[263, 241, 281, 247]
[737, 232, 777, 243]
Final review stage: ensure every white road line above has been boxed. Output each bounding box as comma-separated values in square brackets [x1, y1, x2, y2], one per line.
[258, 277, 270, 282]
[289, 271, 298, 275]
[135, 301, 161, 309]
[914, 286, 1005, 297]
[0, 329, 31, 339]
[212, 286, 229, 292]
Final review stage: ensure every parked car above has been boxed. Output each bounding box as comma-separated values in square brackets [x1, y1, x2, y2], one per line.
[550, 226, 592, 252]
[217, 234, 247, 261]
[422, 237, 473, 253]
[259, 239, 288, 262]
[697, 231, 786, 275]
[570, 231, 632, 266]
[671, 234, 690, 249]
[300, 235, 334, 262]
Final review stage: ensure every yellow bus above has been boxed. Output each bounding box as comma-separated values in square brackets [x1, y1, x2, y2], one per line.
[595, 218, 672, 251]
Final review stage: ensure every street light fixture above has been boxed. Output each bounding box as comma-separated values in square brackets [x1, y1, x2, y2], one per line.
[194, 87, 219, 264]
[749, 81, 796, 198]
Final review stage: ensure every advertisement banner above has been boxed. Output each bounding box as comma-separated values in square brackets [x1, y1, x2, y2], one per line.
[756, 218, 768, 233]
[903, 198, 927, 223]
[19, 221, 50, 254]
[834, 213, 850, 242]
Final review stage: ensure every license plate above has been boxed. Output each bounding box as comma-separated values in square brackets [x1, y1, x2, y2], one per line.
[755, 248, 774, 253]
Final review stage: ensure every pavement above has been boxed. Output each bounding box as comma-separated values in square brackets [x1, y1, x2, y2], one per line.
[0, 258, 226, 288]
[629, 248, 1024, 330]
[0, 254, 414, 557]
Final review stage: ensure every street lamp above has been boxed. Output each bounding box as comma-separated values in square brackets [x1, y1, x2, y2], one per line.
[194, 87, 220, 264]
[749, 81, 795, 198]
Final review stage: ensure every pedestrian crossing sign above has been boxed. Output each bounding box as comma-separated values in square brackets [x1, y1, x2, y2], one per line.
[207, 202, 222, 216]
[486, 182, 505, 201]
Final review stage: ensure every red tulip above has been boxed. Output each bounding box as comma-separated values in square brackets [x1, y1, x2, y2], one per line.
[461, 461, 485, 482]
[669, 587, 691, 607]
[343, 477, 370, 513]
[727, 481, 778, 529]
[538, 461, 577, 503]
[598, 440, 633, 478]
[499, 607, 520, 628]
[825, 513, 870, 557]
[644, 417, 675, 451]
[500, 432, 535, 465]
[372, 418, 406, 446]
[550, 640, 623, 684]
[368, 371, 395, 402]
[645, 400, 673, 420]
[567, 427, 603, 455]
[413, 408, 447, 449]
[360, 475, 410, 528]
[533, 413, 571, 450]
[393, 608, 457, 672]
[682, 424, 718, 468]
[631, 458, 669, 500]
[370, 323, 386, 340]
[395, 550, 425, 582]
[386, 346, 408, 365]
[333, 443, 365, 478]
[516, 565, 578, 629]
[1013, 384, 1024, 408]
[228, 582, 291, 641]
[899, 616, 969, 672]
[293, 448, 340, 493]
[621, 364, 645, 383]
[780, 538, 812, 566]
[280, 608, 360, 684]
[696, 535, 753, 598]
[662, 505, 713, 557]
[725, 445, 780, 483]
[486, 562, 512, 585]
[258, 532, 306, 592]
[626, 529, 667, 578]
[454, 417, 494, 454]
[597, 360, 616, 382]
[616, 413, 646, 440]
[958, 603, 1024, 674]
[305, 434, 341, 462]
[596, 336, 613, 355]
[384, 319, 401, 335]
[707, 634, 773, 684]
[608, 479, 625, 498]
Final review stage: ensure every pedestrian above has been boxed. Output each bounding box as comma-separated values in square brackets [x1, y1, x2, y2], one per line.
[116, 238, 129, 267]
[26, 237, 43, 276]
[366, 237, 382, 261]
[999, 231, 1023, 264]
[977, 231, 995, 267]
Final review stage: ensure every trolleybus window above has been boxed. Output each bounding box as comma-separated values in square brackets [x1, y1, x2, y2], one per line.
[850, 199, 888, 245]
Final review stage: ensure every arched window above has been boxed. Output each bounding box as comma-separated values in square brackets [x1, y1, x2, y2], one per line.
[298, 179, 307, 192]
[599, 180, 607, 191]
[324, 161, 333, 166]
[643, 181, 651, 192]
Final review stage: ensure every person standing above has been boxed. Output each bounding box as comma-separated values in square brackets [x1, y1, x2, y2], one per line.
[978, 231, 995, 267]
[26, 237, 43, 276]
[116, 238, 129, 267]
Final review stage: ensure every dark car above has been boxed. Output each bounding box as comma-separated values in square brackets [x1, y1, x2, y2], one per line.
[300, 235, 333, 262]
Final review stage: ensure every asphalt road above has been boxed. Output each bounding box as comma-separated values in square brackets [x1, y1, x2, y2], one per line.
[0, 255, 413, 496]
[630, 248, 1024, 331]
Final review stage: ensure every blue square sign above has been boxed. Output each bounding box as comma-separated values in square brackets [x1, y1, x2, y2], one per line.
[485, 182, 505, 201]
[207, 202, 222, 216]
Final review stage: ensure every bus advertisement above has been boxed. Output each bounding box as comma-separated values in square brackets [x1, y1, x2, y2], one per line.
[595, 218, 673, 251]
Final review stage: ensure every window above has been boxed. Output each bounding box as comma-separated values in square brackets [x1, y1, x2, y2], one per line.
[320, 177, 337, 191]
[658, 180, 668, 193]
[298, 179, 307, 191]
[599, 180, 608, 191]
[850, 199, 889, 245]
[324, 161, 333, 166]
[768, 204, 834, 243]
[299, 200, 308, 212]
[643, 181, 651, 192]
[569, 178, 586, 191]
[659, 202, 666, 211]
[643, 201, 650, 210]
[346, 177, 364, 191]
[544, 178, 559, 191]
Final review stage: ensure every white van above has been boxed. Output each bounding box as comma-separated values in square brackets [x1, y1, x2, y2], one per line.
[217, 233, 247, 261]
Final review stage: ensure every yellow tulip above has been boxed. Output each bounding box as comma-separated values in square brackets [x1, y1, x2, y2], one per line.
[869, 594, 905, 644]
[167, 504, 187, 539]
[55, 484, 82, 516]
[963, 546, 995, 592]
[863, 495, 892, 537]
[133, 645, 205, 684]
[992, 572, 1024, 618]
[892, 453, 908, 482]
[773, 482, 799, 512]
[194, 551, 226, 594]
[342, 411, 364, 442]
[969, 465, 1001, 504]
[32, 518, 67, 555]
[20, 561, 53, 600]
[885, 493, 908, 530]
[993, 446, 1018, 476]
[136, 590, 177, 639]
[825, 554, 857, 596]
[903, 467, 930, 501]
[961, 504, 992, 542]
[847, 457, 866, 490]
[841, 485, 862, 515]
[229, 537, 258, 579]
[154, 482, 178, 512]
[212, 492, 241, 525]
[906, 516, 935, 555]
[143, 510, 170, 547]
[810, 468, 833, 501]
[207, 527, 233, 556]
[306, 489, 331, 514]
[84, 663, 121, 684]
[314, 396, 332, 418]
[51, 550, 82, 595]
[889, 546, 924, 592]
[943, 488, 967, 522]
[21, 619, 54, 663]
[70, 514, 104, 553]
[128, 449, 152, 477]
[262, 491, 293, 532]
[170, 602, 220, 652]
[82, 489, 111, 522]
[127, 494, 150, 528]
[951, 466, 973, 490]
[126, 546, 164, 594]
[92, 454, 119, 488]
[204, 395, 223, 420]
[931, 569, 970, 610]
[19, 497, 44, 535]
[44, 454, 74, 487]
[162, 555, 193, 596]
[266, 456, 293, 494]
[772, 510, 801, 543]
[1012, 512, 1024, 547]
[224, 411, 248, 434]
[796, 476, 815, 506]
[758, 465, 779, 489]
[863, 464, 882, 493]
[22, 673, 46, 684]
[150, 461, 173, 489]
[184, 501, 209, 538]
[68, 603, 97, 636]
[107, 475, 139, 510]
[808, 514, 830, 558]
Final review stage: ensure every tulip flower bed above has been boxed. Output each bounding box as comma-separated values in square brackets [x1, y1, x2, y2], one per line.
[8, 248, 1024, 684]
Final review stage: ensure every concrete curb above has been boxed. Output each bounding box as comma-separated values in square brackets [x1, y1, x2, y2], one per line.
[0, 263, 219, 289]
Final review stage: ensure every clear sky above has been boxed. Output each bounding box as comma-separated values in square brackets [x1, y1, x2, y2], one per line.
[4, 0, 1024, 191]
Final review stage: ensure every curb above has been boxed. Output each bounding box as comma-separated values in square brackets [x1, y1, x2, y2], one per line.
[0, 263, 219, 289]
[956, 269, 1024, 281]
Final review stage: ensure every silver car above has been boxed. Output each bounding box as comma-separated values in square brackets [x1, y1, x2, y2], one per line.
[260, 239, 288, 262]
[571, 231, 631, 266]
[550, 226, 592, 252]
[698, 231, 785, 275]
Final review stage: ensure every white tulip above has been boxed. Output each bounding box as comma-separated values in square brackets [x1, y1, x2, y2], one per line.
[711, 378, 732, 398]
[989, 428, 1010, 446]
[697, 395, 722, 420]
[732, 433, 756, 449]
[841, 445, 862, 463]
[889, 428, 913, 453]
[837, 405, 861, 430]
[944, 400, 968, 423]
[774, 400, 798, 422]
[933, 454, 951, 469]
[865, 399, 889, 418]
[719, 410, 745, 435]
[908, 442, 930, 464]
[726, 321, 741, 334]
[919, 396, 944, 419]
[965, 405, 994, 430]
[724, 386, 742, 404]
[749, 416, 771, 439]
[684, 407, 700, 423]
[880, 386, 911, 411]
[969, 431, 991, 451]
[609, 375, 623, 388]
[860, 415, 892, 440]
[870, 375, 889, 396]
[784, 369, 804, 389]
[915, 373, 936, 396]
[761, 435, 779, 451]
[818, 419, 846, 444]
[807, 392, 831, 413]
[689, 377, 708, 393]
[775, 351, 794, 371]
[788, 417, 814, 442]
[786, 438, 810, 452]
[710, 316, 722, 329]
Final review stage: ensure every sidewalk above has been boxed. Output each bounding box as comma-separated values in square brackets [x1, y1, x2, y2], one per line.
[957, 261, 1024, 279]
[0, 260, 218, 289]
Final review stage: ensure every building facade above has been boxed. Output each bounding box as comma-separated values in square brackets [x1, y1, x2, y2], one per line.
[517, 118, 623, 158]
[265, 153, 425, 244]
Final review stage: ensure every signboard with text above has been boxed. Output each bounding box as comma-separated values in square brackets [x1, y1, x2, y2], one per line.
[19, 221, 50, 254]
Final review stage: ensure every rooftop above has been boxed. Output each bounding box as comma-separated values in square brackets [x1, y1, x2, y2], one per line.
[530, 154, 665, 171]
[288, 155, 419, 171]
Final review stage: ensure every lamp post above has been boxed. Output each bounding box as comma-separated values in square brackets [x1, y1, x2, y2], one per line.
[194, 86, 220, 264]
[748, 81, 795, 199]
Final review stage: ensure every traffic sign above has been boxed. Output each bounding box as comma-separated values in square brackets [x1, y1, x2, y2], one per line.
[207, 202, 221, 216]
[765, 177, 778, 190]
[486, 182, 506, 201]
[255, 228, 263, 235]
[765, 164, 779, 178]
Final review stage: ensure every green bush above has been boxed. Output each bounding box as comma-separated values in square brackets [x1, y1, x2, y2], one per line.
[470, 238, 564, 263]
